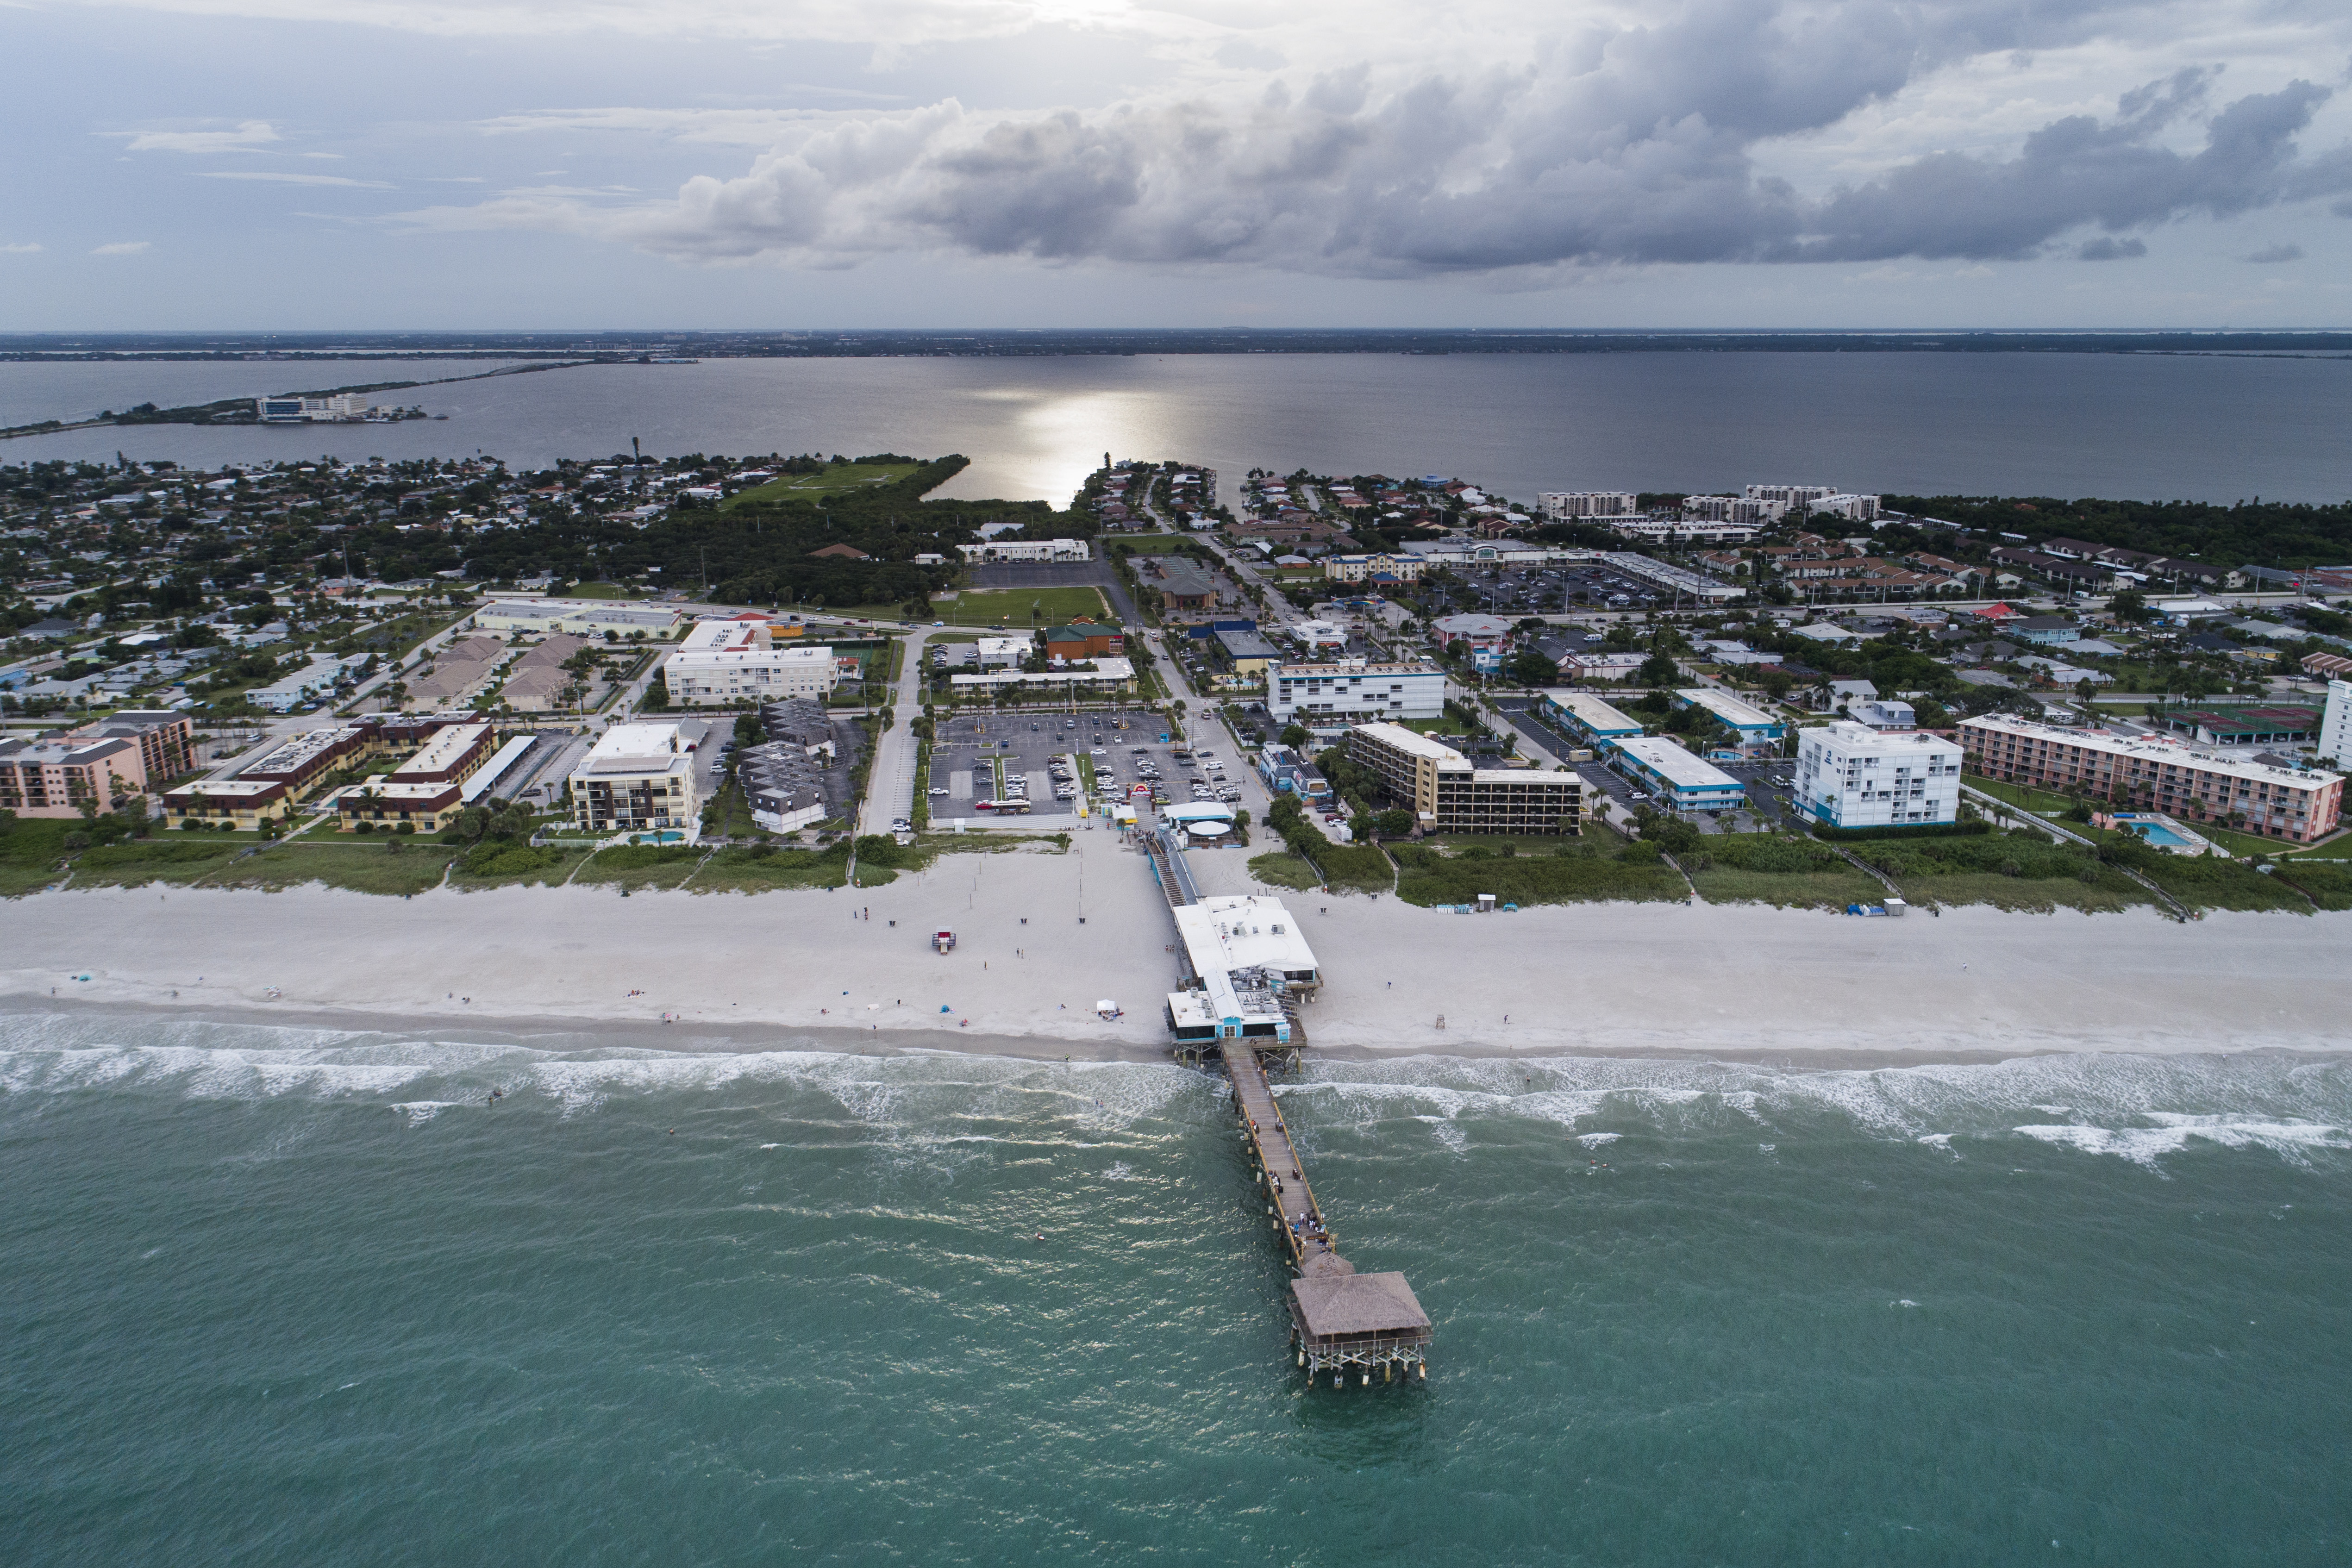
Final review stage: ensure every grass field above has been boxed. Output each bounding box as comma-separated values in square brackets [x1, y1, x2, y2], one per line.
[721, 462, 924, 510]
[563, 581, 630, 599]
[935, 587, 1112, 627]
[1113, 537, 1197, 554]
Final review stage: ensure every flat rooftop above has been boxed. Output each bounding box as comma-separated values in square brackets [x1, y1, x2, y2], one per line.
[1352, 720, 1465, 763]
[240, 724, 364, 778]
[1965, 714, 2344, 790]
[1614, 736, 1745, 790]
[393, 721, 489, 778]
[1675, 687, 1780, 730]
[1544, 690, 1644, 734]
[1276, 660, 1440, 678]
[1171, 895, 1320, 982]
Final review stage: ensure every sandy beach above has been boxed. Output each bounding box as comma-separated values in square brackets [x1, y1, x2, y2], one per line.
[4, 828, 2346, 1060]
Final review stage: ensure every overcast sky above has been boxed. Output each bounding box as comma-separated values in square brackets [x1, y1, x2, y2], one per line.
[5, 0, 2352, 329]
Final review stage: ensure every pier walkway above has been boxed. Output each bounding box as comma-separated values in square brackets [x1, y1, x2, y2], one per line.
[1146, 824, 1432, 1386]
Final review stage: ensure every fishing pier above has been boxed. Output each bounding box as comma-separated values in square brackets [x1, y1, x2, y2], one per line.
[1145, 825, 1433, 1386]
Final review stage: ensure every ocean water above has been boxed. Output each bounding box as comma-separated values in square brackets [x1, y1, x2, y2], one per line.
[5, 1012, 2349, 1566]
[5, 351, 2351, 504]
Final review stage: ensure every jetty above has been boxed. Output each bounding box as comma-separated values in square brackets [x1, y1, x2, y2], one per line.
[1145, 825, 1433, 1385]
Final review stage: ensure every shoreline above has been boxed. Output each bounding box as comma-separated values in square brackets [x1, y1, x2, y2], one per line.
[18, 992, 2317, 1071]
[5, 830, 2347, 1062]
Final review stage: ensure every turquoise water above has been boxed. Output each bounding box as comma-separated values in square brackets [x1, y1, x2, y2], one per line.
[5, 1013, 2349, 1566]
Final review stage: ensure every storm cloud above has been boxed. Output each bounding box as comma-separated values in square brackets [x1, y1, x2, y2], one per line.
[396, 0, 2352, 276]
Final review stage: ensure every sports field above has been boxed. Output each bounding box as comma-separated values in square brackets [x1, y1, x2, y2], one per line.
[936, 587, 1112, 626]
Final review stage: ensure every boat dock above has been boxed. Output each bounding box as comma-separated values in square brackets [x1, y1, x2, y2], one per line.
[1145, 825, 1433, 1386]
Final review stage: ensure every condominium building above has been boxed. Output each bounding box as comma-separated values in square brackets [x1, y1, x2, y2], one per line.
[1960, 714, 2344, 843]
[1269, 660, 1446, 729]
[567, 722, 702, 834]
[1745, 484, 1839, 507]
[64, 710, 196, 783]
[335, 722, 500, 832]
[663, 618, 838, 707]
[1607, 517, 1761, 545]
[1346, 722, 1584, 835]
[162, 777, 289, 830]
[238, 725, 373, 799]
[0, 735, 149, 818]
[1794, 721, 1964, 829]
[1681, 495, 1786, 525]
[1539, 492, 1638, 520]
[1612, 737, 1747, 812]
[2321, 680, 2351, 767]
[735, 697, 838, 833]
[1542, 690, 1644, 747]
[1674, 688, 1787, 754]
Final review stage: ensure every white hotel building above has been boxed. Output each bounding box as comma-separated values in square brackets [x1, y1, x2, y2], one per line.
[1795, 721, 1964, 829]
[1267, 659, 1446, 731]
[663, 619, 837, 707]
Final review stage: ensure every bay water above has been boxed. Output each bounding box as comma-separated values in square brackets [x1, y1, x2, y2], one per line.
[5, 351, 2351, 505]
[5, 1011, 2348, 1565]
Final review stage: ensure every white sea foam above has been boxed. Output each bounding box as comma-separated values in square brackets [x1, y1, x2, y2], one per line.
[4, 1011, 2347, 1174]
[2013, 1115, 2351, 1170]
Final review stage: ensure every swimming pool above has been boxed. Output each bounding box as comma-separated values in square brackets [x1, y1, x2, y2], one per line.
[2134, 824, 2193, 848]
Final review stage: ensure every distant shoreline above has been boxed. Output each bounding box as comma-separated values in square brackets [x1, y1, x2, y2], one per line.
[10, 328, 2352, 364]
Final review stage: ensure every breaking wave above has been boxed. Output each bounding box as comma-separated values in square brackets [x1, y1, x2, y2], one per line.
[1, 1011, 2345, 1172]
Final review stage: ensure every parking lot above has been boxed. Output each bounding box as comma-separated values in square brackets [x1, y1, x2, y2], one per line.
[926, 706, 1244, 822]
[1421, 562, 1669, 618]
